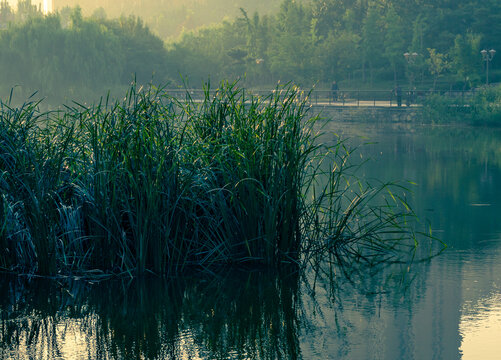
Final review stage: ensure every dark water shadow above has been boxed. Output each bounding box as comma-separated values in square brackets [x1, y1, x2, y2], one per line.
[0, 269, 305, 359]
[0, 255, 435, 360]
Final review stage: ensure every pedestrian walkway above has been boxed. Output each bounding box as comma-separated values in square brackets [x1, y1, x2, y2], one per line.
[166, 88, 474, 108]
[312, 100, 421, 108]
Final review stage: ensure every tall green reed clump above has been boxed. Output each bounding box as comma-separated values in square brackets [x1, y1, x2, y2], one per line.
[0, 83, 427, 276]
[181, 85, 316, 265]
[68, 86, 182, 275]
[0, 98, 75, 275]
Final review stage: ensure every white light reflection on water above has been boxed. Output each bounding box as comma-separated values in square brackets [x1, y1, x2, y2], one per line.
[459, 242, 501, 360]
[460, 293, 501, 360]
[0, 318, 92, 360]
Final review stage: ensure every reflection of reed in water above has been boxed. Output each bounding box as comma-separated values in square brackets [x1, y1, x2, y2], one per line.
[0, 270, 301, 359]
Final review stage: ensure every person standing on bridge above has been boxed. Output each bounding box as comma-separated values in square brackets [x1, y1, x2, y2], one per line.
[394, 84, 402, 107]
[331, 81, 339, 102]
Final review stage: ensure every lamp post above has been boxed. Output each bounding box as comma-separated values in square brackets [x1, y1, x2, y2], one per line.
[404, 52, 418, 106]
[404, 52, 418, 63]
[480, 49, 496, 85]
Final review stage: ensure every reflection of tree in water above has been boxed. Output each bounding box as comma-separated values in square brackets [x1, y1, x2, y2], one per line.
[330, 121, 501, 251]
[184, 270, 301, 359]
[0, 270, 303, 359]
[299, 255, 440, 359]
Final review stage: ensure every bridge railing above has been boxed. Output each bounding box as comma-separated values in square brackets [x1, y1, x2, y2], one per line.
[303, 89, 475, 107]
[163, 88, 476, 107]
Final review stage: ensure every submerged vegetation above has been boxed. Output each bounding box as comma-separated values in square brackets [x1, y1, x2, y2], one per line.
[0, 83, 426, 276]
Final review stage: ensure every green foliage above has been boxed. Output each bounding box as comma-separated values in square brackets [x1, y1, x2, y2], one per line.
[469, 86, 501, 123]
[421, 86, 501, 124]
[426, 48, 450, 89]
[165, 0, 501, 89]
[317, 31, 361, 83]
[0, 8, 169, 104]
[361, 3, 385, 84]
[2, 0, 501, 103]
[266, 0, 318, 84]
[0, 83, 424, 276]
[55, 0, 284, 39]
[0, 1, 15, 26]
[383, 6, 408, 82]
[451, 32, 482, 88]
[0, 98, 71, 274]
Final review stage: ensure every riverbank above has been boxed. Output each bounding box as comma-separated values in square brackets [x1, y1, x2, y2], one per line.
[311, 106, 421, 123]
[420, 87, 501, 125]
[310, 85, 501, 125]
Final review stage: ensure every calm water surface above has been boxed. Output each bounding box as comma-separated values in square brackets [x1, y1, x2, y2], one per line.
[1, 121, 500, 359]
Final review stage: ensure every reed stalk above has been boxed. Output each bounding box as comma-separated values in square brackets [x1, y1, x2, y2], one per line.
[0, 82, 432, 276]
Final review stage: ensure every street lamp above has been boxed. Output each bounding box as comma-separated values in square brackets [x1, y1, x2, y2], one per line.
[404, 52, 418, 64]
[480, 49, 496, 85]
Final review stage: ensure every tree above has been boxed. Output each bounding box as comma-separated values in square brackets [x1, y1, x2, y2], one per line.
[16, 0, 41, 21]
[317, 30, 361, 84]
[361, 3, 384, 85]
[383, 6, 408, 84]
[426, 48, 449, 90]
[451, 32, 482, 89]
[0, 1, 14, 28]
[267, 0, 317, 84]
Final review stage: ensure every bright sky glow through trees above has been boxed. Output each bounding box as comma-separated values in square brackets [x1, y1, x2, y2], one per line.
[7, 0, 53, 14]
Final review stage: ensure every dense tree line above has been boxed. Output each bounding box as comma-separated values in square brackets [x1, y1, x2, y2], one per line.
[168, 0, 501, 89]
[0, 1, 168, 103]
[1, 0, 500, 104]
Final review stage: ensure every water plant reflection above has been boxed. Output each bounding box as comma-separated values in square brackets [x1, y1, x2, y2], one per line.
[0, 270, 302, 359]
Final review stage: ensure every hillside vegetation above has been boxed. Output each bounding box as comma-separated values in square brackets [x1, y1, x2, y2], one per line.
[1, 0, 500, 103]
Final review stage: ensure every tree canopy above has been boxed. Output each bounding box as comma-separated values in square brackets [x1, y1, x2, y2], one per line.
[54, 0, 284, 39]
[166, 0, 501, 88]
[0, 0, 500, 103]
[0, 2, 169, 103]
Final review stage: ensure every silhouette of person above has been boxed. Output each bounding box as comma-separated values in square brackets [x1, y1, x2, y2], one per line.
[331, 81, 339, 102]
[394, 84, 402, 107]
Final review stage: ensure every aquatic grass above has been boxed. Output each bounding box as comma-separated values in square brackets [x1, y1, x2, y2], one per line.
[304, 155, 419, 269]
[67, 85, 184, 274]
[0, 98, 76, 275]
[0, 82, 434, 276]
[181, 84, 314, 264]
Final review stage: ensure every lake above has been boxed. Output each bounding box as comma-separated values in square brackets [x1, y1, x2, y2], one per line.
[1, 120, 500, 359]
